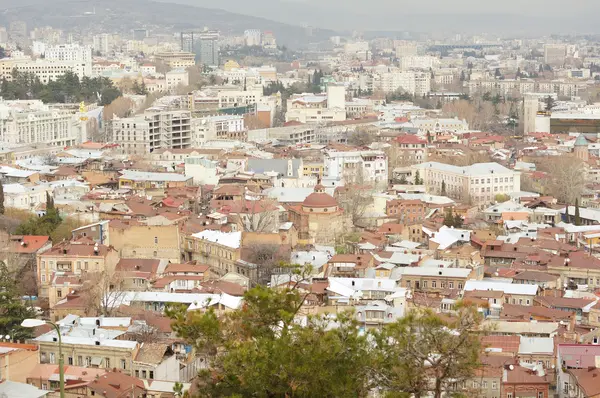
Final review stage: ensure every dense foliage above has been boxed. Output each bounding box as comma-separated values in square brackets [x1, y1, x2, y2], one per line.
[168, 277, 482, 398]
[0, 262, 36, 341]
[16, 193, 62, 237]
[0, 70, 121, 105]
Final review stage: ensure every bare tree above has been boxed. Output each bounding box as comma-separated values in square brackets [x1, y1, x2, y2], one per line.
[103, 96, 135, 121]
[233, 198, 280, 233]
[339, 167, 376, 228]
[246, 243, 290, 285]
[537, 155, 585, 204]
[79, 270, 128, 316]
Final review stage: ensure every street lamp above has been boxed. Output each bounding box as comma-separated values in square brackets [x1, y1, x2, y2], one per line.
[21, 319, 65, 398]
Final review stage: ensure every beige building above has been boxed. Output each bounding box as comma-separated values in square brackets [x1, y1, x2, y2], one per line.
[153, 51, 196, 68]
[36, 336, 139, 376]
[412, 161, 521, 205]
[37, 242, 120, 306]
[287, 184, 347, 245]
[182, 230, 242, 277]
[0, 343, 39, 383]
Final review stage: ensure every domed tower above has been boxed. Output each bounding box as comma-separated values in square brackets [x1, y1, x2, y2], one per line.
[302, 183, 339, 213]
[574, 135, 589, 162]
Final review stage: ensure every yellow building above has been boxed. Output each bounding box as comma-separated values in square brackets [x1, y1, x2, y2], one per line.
[36, 336, 139, 376]
[182, 230, 242, 277]
[37, 242, 120, 306]
[223, 60, 241, 71]
[302, 162, 325, 177]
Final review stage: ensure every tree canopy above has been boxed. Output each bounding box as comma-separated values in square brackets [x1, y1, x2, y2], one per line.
[0, 262, 36, 341]
[0, 70, 122, 105]
[168, 279, 482, 398]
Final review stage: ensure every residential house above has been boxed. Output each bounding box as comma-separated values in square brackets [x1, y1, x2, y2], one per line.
[37, 241, 120, 306]
[0, 342, 39, 383]
[152, 263, 211, 292]
[183, 230, 242, 277]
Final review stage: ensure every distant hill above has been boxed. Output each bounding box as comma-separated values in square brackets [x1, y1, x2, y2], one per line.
[0, 0, 335, 48]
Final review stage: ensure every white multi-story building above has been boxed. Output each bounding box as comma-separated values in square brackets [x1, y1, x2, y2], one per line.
[244, 29, 262, 46]
[399, 55, 440, 71]
[218, 89, 263, 108]
[285, 84, 347, 123]
[192, 115, 245, 146]
[375, 71, 431, 96]
[412, 161, 521, 205]
[324, 150, 388, 184]
[111, 110, 192, 154]
[44, 43, 93, 76]
[0, 100, 83, 146]
[165, 68, 189, 92]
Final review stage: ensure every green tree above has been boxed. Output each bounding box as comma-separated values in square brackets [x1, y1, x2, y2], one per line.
[374, 306, 482, 398]
[0, 262, 36, 341]
[15, 193, 62, 236]
[0, 182, 4, 215]
[441, 180, 447, 196]
[574, 198, 581, 226]
[453, 213, 464, 228]
[495, 193, 510, 203]
[398, 175, 408, 184]
[443, 207, 454, 227]
[167, 280, 375, 397]
[414, 170, 423, 185]
[544, 95, 555, 111]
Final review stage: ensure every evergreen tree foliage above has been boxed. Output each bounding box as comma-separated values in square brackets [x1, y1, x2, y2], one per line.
[0, 262, 36, 341]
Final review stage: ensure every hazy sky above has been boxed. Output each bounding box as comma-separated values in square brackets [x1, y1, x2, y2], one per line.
[163, 0, 593, 31]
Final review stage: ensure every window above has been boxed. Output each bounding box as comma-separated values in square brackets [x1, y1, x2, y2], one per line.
[508, 393, 513, 398]
[432, 281, 437, 288]
[448, 282, 454, 289]
[538, 393, 543, 398]
[492, 381, 497, 390]
[482, 381, 487, 388]
[135, 370, 139, 377]
[50, 352, 55, 364]
[77, 356, 83, 366]
[142, 370, 147, 378]
[154, 236, 158, 244]
[149, 371, 154, 379]
[105, 358, 110, 368]
[526, 299, 531, 305]
[41, 274, 46, 282]
[57, 290, 62, 298]
[563, 382, 569, 393]
[86, 356, 92, 366]
[121, 359, 126, 369]
[68, 356, 73, 365]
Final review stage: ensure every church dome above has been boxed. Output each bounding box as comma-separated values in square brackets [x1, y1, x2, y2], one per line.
[302, 184, 338, 208]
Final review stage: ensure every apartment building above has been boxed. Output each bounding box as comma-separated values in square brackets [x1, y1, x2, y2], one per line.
[192, 115, 245, 145]
[36, 334, 139, 376]
[183, 230, 242, 277]
[165, 68, 189, 92]
[0, 100, 83, 146]
[111, 110, 192, 154]
[44, 43, 93, 76]
[391, 134, 428, 167]
[386, 199, 427, 223]
[324, 150, 388, 184]
[398, 267, 476, 292]
[37, 242, 120, 305]
[118, 170, 193, 191]
[399, 55, 440, 70]
[153, 51, 196, 69]
[412, 162, 521, 205]
[285, 84, 347, 123]
[374, 70, 431, 96]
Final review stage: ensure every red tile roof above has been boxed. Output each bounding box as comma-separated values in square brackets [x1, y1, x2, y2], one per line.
[10, 235, 50, 253]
